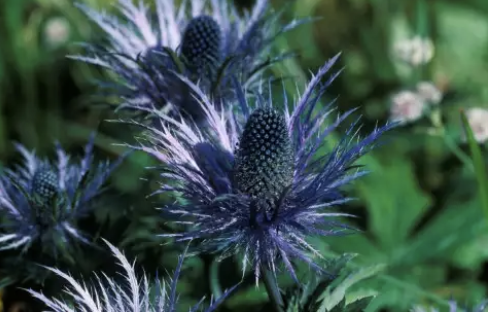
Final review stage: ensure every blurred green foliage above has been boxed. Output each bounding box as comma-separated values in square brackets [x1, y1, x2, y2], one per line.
[2, 0, 488, 311]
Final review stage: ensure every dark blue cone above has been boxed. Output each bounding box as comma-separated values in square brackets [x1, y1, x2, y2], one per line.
[234, 108, 294, 200]
[180, 15, 222, 74]
[32, 169, 58, 205]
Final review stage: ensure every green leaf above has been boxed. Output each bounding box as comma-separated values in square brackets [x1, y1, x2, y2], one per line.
[461, 109, 488, 225]
[335, 296, 374, 312]
[401, 197, 485, 265]
[225, 284, 269, 309]
[317, 264, 385, 312]
[356, 155, 432, 252]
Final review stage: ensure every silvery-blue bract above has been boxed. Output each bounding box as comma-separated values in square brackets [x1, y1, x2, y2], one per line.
[131, 54, 396, 283]
[26, 239, 235, 312]
[75, 0, 307, 122]
[0, 134, 121, 256]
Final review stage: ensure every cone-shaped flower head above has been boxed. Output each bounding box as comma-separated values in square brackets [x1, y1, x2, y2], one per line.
[134, 54, 396, 283]
[75, 0, 307, 121]
[0, 134, 122, 256]
[32, 169, 59, 206]
[180, 15, 222, 74]
[234, 108, 294, 200]
[26, 239, 235, 312]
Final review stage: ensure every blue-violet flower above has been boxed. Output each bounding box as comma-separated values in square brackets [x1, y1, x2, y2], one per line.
[135, 54, 395, 283]
[0, 134, 122, 257]
[75, 0, 306, 122]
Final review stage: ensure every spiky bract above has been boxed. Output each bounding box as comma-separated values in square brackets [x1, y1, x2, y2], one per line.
[134, 54, 395, 283]
[26, 239, 235, 312]
[0, 134, 121, 256]
[75, 0, 307, 121]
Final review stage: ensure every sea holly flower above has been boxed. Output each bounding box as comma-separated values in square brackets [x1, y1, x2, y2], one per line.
[134, 54, 396, 283]
[0, 134, 122, 257]
[26, 239, 236, 312]
[75, 0, 307, 122]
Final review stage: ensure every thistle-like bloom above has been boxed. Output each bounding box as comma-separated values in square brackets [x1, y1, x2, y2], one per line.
[0, 134, 122, 256]
[135, 54, 395, 282]
[75, 0, 305, 121]
[26, 239, 235, 312]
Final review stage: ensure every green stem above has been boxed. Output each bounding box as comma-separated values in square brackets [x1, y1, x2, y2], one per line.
[261, 268, 284, 312]
[442, 132, 474, 171]
[209, 259, 223, 299]
[429, 111, 473, 171]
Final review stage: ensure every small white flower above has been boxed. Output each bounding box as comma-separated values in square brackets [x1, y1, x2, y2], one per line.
[390, 90, 426, 123]
[394, 36, 434, 66]
[417, 81, 443, 105]
[465, 108, 488, 143]
[44, 17, 71, 47]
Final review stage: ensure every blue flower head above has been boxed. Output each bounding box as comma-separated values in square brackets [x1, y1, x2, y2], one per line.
[134, 54, 396, 283]
[26, 239, 235, 312]
[0, 134, 122, 258]
[74, 0, 307, 122]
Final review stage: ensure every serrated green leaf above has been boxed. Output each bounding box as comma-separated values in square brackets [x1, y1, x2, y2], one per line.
[317, 264, 385, 312]
[342, 296, 375, 312]
[357, 156, 432, 252]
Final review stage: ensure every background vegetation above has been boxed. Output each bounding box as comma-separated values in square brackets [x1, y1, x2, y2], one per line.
[1, 0, 488, 311]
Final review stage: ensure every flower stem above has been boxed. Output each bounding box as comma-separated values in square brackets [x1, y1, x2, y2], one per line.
[442, 132, 474, 170]
[261, 268, 284, 312]
[209, 259, 223, 298]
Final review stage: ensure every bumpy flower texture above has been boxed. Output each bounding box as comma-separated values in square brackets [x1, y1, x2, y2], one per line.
[26, 239, 235, 312]
[0, 134, 122, 256]
[75, 0, 306, 121]
[135, 54, 396, 282]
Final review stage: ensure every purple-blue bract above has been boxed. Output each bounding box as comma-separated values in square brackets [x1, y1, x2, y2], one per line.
[25, 239, 235, 312]
[132, 54, 396, 283]
[0, 134, 122, 256]
[74, 0, 308, 122]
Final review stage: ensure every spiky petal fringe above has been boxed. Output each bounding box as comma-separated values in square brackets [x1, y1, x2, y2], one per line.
[25, 239, 236, 312]
[129, 54, 396, 283]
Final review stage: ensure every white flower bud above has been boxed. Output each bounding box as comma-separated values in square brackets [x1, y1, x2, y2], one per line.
[465, 108, 488, 143]
[390, 91, 426, 123]
[44, 17, 71, 47]
[394, 36, 434, 66]
[416, 81, 443, 105]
